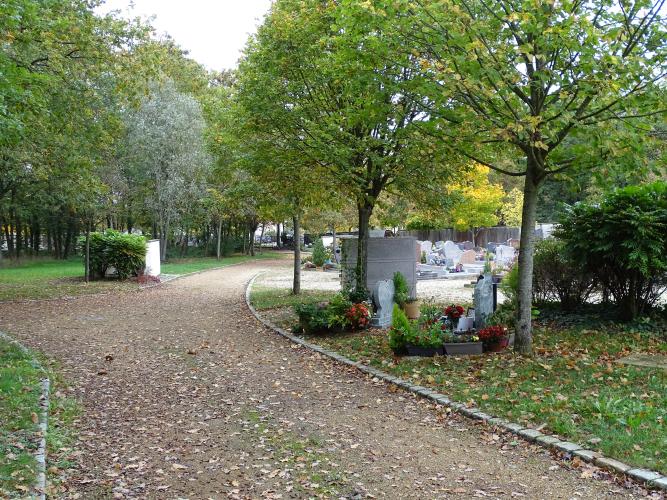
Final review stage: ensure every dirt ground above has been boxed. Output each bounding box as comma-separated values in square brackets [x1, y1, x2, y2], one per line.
[0, 261, 659, 499]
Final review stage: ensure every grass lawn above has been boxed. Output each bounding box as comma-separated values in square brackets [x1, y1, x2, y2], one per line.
[0, 251, 287, 301]
[0, 337, 79, 498]
[0, 338, 44, 495]
[249, 287, 667, 474]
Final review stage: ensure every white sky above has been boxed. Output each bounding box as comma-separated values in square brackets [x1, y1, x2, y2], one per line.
[99, 0, 273, 70]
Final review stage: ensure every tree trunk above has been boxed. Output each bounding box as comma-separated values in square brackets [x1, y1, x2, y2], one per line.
[356, 203, 373, 292]
[276, 223, 281, 249]
[4, 223, 14, 256]
[515, 163, 542, 355]
[84, 220, 91, 283]
[14, 212, 21, 259]
[292, 214, 301, 295]
[216, 219, 223, 260]
[258, 223, 265, 253]
[160, 222, 169, 261]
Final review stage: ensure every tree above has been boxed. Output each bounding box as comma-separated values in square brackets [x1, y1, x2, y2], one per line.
[236, 0, 458, 292]
[447, 164, 504, 244]
[501, 188, 524, 227]
[123, 81, 211, 261]
[391, 0, 667, 353]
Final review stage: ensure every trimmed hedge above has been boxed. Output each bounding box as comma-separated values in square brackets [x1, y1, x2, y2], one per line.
[87, 230, 147, 280]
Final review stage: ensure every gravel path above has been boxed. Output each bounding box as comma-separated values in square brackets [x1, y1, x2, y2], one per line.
[0, 261, 653, 498]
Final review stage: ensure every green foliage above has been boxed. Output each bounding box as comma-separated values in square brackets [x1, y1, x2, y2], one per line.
[388, 304, 411, 355]
[419, 301, 442, 325]
[294, 293, 352, 334]
[392, 271, 409, 307]
[87, 230, 147, 280]
[557, 182, 667, 319]
[325, 294, 353, 331]
[346, 287, 370, 304]
[405, 321, 444, 348]
[500, 265, 519, 305]
[312, 238, 327, 267]
[532, 238, 595, 310]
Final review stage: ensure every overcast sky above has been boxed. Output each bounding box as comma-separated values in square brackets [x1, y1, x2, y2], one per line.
[99, 0, 273, 70]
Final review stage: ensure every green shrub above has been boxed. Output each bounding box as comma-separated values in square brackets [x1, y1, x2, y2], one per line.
[294, 302, 330, 334]
[388, 304, 411, 355]
[557, 181, 667, 319]
[346, 287, 370, 304]
[405, 321, 444, 348]
[419, 301, 442, 325]
[532, 238, 596, 310]
[393, 271, 409, 306]
[312, 238, 327, 267]
[86, 230, 146, 280]
[294, 293, 352, 334]
[326, 293, 352, 330]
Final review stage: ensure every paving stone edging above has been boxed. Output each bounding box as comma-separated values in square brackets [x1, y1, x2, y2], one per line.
[244, 273, 667, 492]
[0, 331, 50, 500]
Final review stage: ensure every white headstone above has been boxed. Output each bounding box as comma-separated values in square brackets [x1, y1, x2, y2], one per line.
[371, 279, 395, 328]
[145, 239, 161, 277]
[443, 241, 464, 265]
[495, 245, 515, 266]
[421, 240, 433, 254]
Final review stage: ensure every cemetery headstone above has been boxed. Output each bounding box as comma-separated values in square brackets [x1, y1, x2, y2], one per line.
[495, 245, 515, 266]
[421, 240, 433, 255]
[473, 274, 494, 329]
[462, 241, 474, 250]
[443, 241, 464, 265]
[371, 279, 395, 328]
[460, 249, 477, 265]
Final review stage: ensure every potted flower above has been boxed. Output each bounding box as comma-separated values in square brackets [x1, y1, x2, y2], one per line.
[405, 322, 444, 357]
[444, 304, 465, 330]
[443, 331, 483, 355]
[478, 325, 509, 352]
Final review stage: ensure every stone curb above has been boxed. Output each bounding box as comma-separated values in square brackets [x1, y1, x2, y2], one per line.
[0, 331, 49, 500]
[244, 273, 666, 491]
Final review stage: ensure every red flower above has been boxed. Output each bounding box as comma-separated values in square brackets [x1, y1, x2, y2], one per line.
[346, 303, 371, 330]
[478, 325, 507, 342]
[444, 304, 465, 320]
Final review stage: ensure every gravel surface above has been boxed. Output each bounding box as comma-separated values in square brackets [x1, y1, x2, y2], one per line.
[0, 261, 655, 498]
[259, 266, 505, 305]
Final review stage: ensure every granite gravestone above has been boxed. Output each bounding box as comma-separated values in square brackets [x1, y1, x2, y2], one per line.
[474, 274, 494, 329]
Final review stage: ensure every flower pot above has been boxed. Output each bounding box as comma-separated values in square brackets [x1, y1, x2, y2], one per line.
[484, 336, 509, 352]
[403, 301, 421, 320]
[444, 342, 483, 356]
[406, 344, 444, 357]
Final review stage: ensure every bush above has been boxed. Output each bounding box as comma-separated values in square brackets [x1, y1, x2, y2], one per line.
[86, 230, 146, 280]
[346, 287, 370, 304]
[393, 271, 409, 306]
[388, 304, 411, 355]
[312, 238, 327, 267]
[557, 182, 667, 319]
[294, 302, 330, 334]
[294, 293, 354, 334]
[532, 238, 596, 310]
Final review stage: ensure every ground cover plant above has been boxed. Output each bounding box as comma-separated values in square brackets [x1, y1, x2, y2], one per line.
[250, 286, 667, 474]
